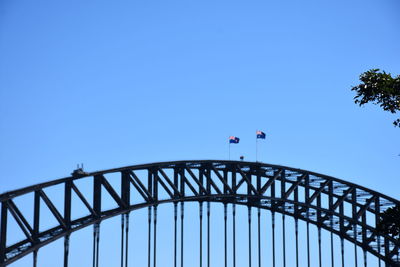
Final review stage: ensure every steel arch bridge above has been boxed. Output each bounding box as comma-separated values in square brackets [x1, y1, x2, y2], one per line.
[0, 160, 399, 267]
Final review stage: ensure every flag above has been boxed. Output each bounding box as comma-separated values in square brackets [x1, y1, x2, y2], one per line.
[229, 136, 240, 144]
[256, 130, 266, 139]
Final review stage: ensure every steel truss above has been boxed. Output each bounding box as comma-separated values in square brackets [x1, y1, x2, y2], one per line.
[0, 160, 399, 266]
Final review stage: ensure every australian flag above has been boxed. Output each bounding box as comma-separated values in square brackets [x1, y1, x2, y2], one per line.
[229, 136, 240, 144]
[256, 130, 266, 139]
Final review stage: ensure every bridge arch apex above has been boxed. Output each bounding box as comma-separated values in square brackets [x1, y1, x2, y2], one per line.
[0, 160, 399, 266]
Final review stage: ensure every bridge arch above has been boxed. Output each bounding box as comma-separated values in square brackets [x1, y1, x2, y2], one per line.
[0, 160, 399, 266]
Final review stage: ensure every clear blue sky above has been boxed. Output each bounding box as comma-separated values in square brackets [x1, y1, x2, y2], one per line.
[1, 0, 399, 266]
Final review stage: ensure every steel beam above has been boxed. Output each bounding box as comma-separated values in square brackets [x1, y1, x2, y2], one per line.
[0, 202, 6, 264]
[199, 202, 203, 267]
[0, 160, 399, 266]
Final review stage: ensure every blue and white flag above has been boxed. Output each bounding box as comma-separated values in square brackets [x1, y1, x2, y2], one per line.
[229, 136, 240, 144]
[256, 130, 266, 139]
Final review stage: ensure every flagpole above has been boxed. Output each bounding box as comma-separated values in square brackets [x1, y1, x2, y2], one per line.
[229, 142, 231, 160]
[256, 133, 258, 162]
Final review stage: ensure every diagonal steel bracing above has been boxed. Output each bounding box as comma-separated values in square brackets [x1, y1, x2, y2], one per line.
[0, 160, 399, 266]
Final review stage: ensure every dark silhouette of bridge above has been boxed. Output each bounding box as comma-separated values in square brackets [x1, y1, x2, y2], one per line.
[0, 160, 399, 266]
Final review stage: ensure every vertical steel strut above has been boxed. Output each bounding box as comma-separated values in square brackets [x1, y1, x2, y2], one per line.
[352, 188, 358, 267]
[180, 202, 184, 267]
[318, 227, 322, 267]
[231, 167, 236, 267]
[377, 236, 381, 267]
[93, 176, 101, 267]
[121, 215, 125, 267]
[248, 206, 252, 267]
[282, 214, 286, 267]
[125, 213, 129, 267]
[148, 206, 152, 267]
[92, 225, 96, 267]
[375, 198, 381, 267]
[64, 234, 70, 267]
[341, 237, 344, 267]
[258, 208, 261, 267]
[96, 224, 100, 267]
[294, 174, 299, 267]
[224, 203, 227, 267]
[354, 224, 358, 267]
[281, 170, 286, 267]
[64, 182, 71, 267]
[33, 191, 40, 267]
[295, 218, 299, 267]
[305, 175, 311, 267]
[93, 224, 100, 267]
[384, 239, 390, 267]
[307, 222, 310, 267]
[272, 211, 276, 267]
[363, 250, 367, 267]
[207, 201, 210, 267]
[331, 229, 335, 267]
[174, 203, 178, 267]
[232, 203, 236, 267]
[154, 206, 157, 267]
[33, 250, 38, 267]
[0, 201, 6, 266]
[93, 223, 100, 267]
[121, 170, 130, 267]
[200, 202, 203, 267]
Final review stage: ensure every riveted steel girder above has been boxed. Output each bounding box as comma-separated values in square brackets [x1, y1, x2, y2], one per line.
[0, 160, 399, 266]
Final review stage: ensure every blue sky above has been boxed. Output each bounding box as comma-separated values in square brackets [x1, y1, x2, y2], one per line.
[1, 0, 399, 266]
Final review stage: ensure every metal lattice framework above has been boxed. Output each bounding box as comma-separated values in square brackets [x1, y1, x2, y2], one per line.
[0, 160, 399, 266]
